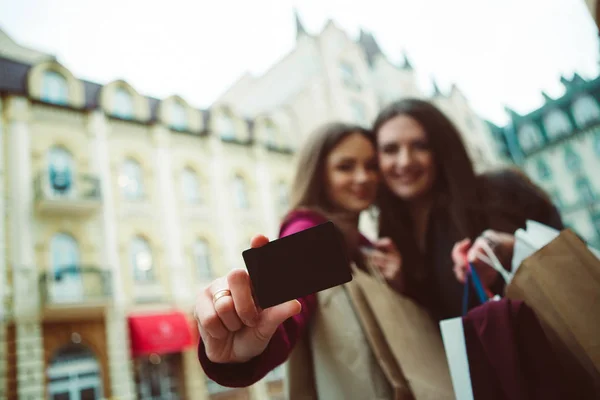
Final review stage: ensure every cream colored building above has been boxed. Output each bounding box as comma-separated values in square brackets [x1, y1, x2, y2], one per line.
[0, 28, 291, 400]
[216, 12, 502, 174]
[0, 12, 503, 400]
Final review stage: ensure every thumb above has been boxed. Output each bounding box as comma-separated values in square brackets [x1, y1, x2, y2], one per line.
[255, 300, 301, 340]
[374, 237, 394, 251]
[251, 234, 270, 248]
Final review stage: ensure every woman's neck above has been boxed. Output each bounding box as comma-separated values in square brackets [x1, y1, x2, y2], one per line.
[408, 197, 434, 251]
[335, 209, 360, 228]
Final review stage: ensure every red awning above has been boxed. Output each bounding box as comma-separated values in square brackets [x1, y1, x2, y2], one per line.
[128, 311, 194, 357]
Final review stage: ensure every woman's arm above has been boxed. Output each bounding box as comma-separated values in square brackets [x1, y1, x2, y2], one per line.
[197, 219, 319, 387]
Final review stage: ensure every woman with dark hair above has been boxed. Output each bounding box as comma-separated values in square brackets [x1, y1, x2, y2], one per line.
[372, 99, 562, 320]
[194, 122, 401, 399]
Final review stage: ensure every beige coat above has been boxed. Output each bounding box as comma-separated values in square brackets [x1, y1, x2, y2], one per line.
[285, 284, 393, 400]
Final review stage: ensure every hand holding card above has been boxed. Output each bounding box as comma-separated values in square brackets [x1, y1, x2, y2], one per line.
[195, 235, 302, 364]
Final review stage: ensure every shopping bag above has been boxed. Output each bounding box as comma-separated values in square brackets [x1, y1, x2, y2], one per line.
[346, 263, 455, 400]
[505, 228, 600, 389]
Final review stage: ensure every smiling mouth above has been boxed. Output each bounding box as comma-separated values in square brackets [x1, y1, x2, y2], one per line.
[394, 172, 422, 184]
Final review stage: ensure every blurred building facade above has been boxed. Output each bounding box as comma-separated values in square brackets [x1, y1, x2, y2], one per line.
[489, 73, 600, 246]
[0, 11, 505, 400]
[0, 28, 291, 400]
[216, 11, 502, 174]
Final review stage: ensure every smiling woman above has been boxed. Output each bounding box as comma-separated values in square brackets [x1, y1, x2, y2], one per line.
[373, 99, 563, 321]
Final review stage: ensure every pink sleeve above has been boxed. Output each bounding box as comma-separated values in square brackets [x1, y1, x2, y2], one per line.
[198, 218, 318, 387]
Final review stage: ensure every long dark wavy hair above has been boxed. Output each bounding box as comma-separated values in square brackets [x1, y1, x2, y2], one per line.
[373, 99, 557, 286]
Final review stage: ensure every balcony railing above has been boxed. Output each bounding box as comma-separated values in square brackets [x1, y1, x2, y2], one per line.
[34, 170, 102, 216]
[39, 266, 112, 310]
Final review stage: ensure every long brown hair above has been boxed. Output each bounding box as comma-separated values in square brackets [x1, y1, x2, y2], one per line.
[287, 122, 375, 259]
[373, 99, 488, 281]
[373, 99, 558, 284]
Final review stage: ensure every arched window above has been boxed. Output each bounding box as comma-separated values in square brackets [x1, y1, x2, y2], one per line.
[42, 70, 68, 105]
[576, 177, 595, 205]
[518, 123, 543, 152]
[182, 167, 201, 204]
[48, 345, 103, 400]
[194, 239, 212, 281]
[592, 212, 600, 240]
[535, 158, 552, 181]
[233, 175, 249, 209]
[120, 158, 144, 200]
[171, 101, 187, 131]
[136, 354, 181, 399]
[130, 236, 154, 282]
[218, 112, 236, 140]
[50, 233, 83, 303]
[48, 146, 74, 196]
[113, 87, 134, 119]
[265, 120, 277, 145]
[572, 95, 600, 128]
[544, 110, 572, 139]
[277, 182, 289, 208]
[564, 145, 582, 173]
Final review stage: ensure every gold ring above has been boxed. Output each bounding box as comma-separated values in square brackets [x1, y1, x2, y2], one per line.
[212, 289, 232, 304]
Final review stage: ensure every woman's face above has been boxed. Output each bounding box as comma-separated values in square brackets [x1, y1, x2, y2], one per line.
[325, 132, 379, 213]
[377, 115, 436, 202]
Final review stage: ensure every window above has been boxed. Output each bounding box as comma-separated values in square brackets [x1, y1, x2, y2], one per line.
[564, 145, 582, 173]
[350, 100, 367, 124]
[135, 354, 181, 400]
[576, 177, 595, 205]
[47, 345, 103, 400]
[48, 146, 74, 196]
[218, 112, 236, 140]
[113, 87, 134, 119]
[339, 62, 361, 90]
[42, 70, 68, 105]
[535, 158, 552, 180]
[518, 123, 543, 152]
[265, 120, 278, 145]
[170, 101, 187, 131]
[233, 175, 249, 209]
[548, 190, 563, 208]
[264, 365, 285, 382]
[277, 182, 289, 209]
[120, 158, 144, 200]
[181, 167, 201, 204]
[544, 110, 572, 139]
[194, 239, 212, 281]
[51, 233, 79, 271]
[592, 212, 600, 239]
[594, 133, 600, 157]
[572, 95, 600, 128]
[130, 236, 154, 282]
[50, 232, 83, 303]
[205, 377, 236, 395]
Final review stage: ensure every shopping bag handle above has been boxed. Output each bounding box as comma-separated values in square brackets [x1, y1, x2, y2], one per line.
[462, 264, 489, 316]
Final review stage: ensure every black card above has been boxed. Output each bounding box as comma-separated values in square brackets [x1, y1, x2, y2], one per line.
[242, 221, 353, 309]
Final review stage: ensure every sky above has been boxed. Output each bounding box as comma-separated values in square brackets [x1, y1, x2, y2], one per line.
[0, 0, 598, 124]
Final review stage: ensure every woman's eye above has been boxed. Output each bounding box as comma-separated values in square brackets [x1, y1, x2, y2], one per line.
[413, 140, 431, 151]
[337, 164, 354, 172]
[381, 145, 398, 154]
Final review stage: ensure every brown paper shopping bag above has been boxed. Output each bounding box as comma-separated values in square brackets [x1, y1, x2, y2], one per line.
[505, 229, 600, 390]
[346, 264, 455, 400]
